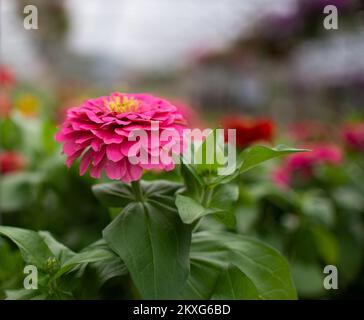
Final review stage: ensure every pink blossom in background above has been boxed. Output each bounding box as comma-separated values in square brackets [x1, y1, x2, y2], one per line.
[272, 144, 343, 187]
[342, 123, 364, 153]
[55, 93, 187, 183]
[287, 121, 331, 143]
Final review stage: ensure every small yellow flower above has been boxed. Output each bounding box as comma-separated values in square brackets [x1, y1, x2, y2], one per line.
[15, 94, 40, 117]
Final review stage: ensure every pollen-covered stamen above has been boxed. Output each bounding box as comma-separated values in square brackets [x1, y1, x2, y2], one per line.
[104, 96, 140, 113]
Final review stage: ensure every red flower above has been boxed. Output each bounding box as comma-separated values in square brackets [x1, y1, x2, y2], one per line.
[0, 151, 26, 175]
[221, 117, 274, 148]
[0, 65, 15, 88]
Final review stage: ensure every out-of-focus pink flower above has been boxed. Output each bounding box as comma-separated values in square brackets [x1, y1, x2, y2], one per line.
[342, 123, 364, 153]
[271, 167, 291, 188]
[55, 93, 187, 183]
[272, 144, 343, 187]
[287, 121, 331, 143]
[0, 151, 26, 174]
[0, 65, 15, 88]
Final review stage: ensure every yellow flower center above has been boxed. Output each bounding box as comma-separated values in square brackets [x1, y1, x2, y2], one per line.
[104, 96, 139, 113]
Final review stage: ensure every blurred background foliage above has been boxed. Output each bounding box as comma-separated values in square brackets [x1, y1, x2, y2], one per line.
[1, 0, 364, 299]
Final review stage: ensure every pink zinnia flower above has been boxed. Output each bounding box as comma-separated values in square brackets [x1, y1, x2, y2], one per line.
[272, 144, 343, 187]
[342, 123, 364, 153]
[55, 93, 187, 183]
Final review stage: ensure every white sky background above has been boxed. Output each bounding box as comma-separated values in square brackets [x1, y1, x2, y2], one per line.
[64, 0, 295, 70]
[1, 0, 294, 77]
[2, 0, 363, 82]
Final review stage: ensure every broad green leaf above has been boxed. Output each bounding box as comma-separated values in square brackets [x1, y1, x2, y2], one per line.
[93, 180, 182, 209]
[103, 201, 191, 299]
[92, 182, 136, 207]
[38, 231, 75, 265]
[179, 253, 225, 299]
[181, 231, 297, 300]
[141, 180, 182, 199]
[53, 239, 121, 279]
[211, 145, 306, 186]
[209, 184, 239, 210]
[176, 184, 238, 225]
[211, 265, 259, 300]
[210, 184, 239, 228]
[0, 226, 54, 270]
[175, 195, 216, 224]
[239, 145, 308, 174]
[91, 256, 128, 285]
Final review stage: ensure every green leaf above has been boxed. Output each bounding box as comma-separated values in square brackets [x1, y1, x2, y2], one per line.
[93, 180, 182, 209]
[209, 184, 239, 228]
[91, 256, 128, 285]
[211, 265, 259, 300]
[53, 239, 121, 279]
[92, 182, 136, 207]
[176, 184, 239, 225]
[211, 145, 306, 186]
[38, 231, 75, 265]
[239, 145, 308, 174]
[180, 161, 204, 199]
[0, 226, 54, 270]
[176, 195, 215, 224]
[141, 180, 182, 199]
[181, 231, 297, 300]
[179, 248, 226, 299]
[209, 184, 239, 210]
[103, 201, 191, 299]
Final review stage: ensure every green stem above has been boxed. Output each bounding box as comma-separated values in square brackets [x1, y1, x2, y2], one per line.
[131, 180, 144, 201]
[193, 185, 215, 232]
[202, 186, 214, 207]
